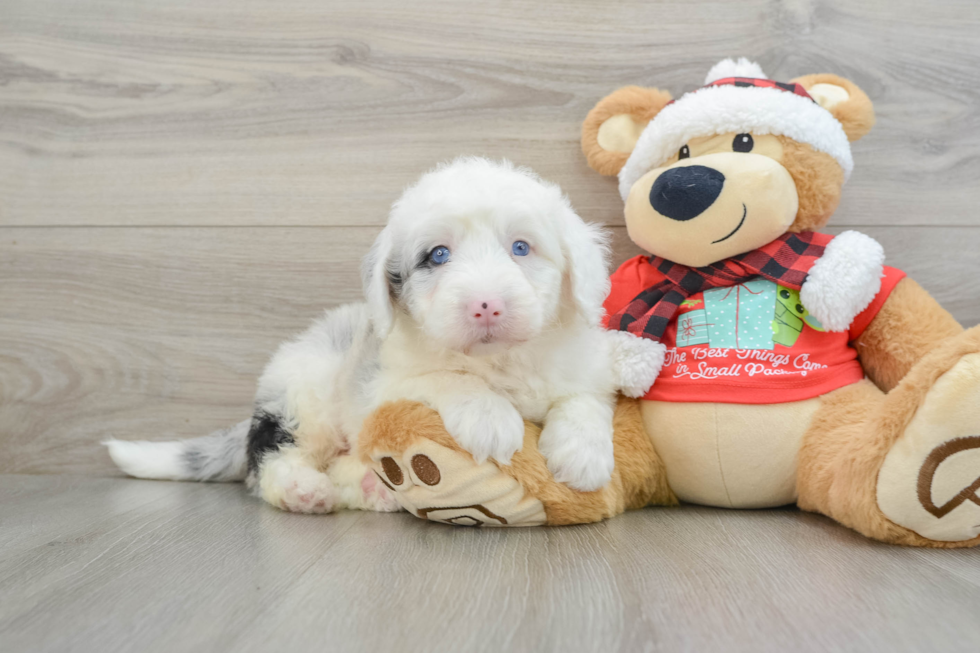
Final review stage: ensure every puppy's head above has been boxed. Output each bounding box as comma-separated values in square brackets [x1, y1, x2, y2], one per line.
[363, 157, 609, 356]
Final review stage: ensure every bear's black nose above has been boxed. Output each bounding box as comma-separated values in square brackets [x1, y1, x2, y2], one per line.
[649, 165, 725, 221]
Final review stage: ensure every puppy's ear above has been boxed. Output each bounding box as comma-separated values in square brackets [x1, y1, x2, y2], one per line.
[791, 73, 875, 142]
[582, 86, 673, 176]
[361, 226, 396, 336]
[558, 206, 611, 327]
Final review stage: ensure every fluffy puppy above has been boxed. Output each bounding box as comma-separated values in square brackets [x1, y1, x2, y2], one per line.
[107, 158, 660, 513]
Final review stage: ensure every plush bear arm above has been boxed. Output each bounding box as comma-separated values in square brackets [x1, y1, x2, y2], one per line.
[854, 278, 962, 392]
[359, 397, 676, 527]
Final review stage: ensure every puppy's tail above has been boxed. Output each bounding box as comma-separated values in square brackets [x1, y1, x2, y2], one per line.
[104, 419, 250, 482]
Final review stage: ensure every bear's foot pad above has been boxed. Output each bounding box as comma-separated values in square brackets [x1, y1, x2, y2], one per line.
[878, 352, 980, 542]
[365, 436, 546, 527]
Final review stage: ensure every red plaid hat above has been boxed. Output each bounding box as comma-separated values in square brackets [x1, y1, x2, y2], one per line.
[667, 76, 817, 106]
[617, 58, 853, 201]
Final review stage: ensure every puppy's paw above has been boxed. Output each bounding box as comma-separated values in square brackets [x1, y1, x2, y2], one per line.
[324, 455, 403, 512]
[539, 419, 614, 492]
[440, 393, 525, 465]
[259, 453, 338, 514]
[360, 469, 402, 512]
[609, 331, 665, 398]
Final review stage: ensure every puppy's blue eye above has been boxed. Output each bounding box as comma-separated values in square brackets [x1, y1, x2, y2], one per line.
[512, 240, 530, 257]
[428, 246, 450, 265]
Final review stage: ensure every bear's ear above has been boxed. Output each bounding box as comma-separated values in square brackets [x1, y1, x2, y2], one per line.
[791, 73, 876, 142]
[581, 86, 673, 176]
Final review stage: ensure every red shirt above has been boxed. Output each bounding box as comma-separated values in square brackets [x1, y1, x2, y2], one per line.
[603, 256, 906, 404]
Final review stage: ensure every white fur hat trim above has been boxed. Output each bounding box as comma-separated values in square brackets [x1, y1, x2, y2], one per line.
[704, 57, 768, 83]
[618, 60, 854, 201]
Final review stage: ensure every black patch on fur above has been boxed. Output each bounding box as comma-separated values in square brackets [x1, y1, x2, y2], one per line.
[183, 448, 208, 478]
[182, 429, 240, 481]
[246, 412, 294, 474]
[386, 267, 403, 299]
[414, 249, 436, 271]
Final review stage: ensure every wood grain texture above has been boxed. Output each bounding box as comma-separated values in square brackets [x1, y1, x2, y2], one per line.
[1, 0, 980, 227]
[1, 0, 980, 476]
[1, 474, 979, 653]
[1, 224, 978, 475]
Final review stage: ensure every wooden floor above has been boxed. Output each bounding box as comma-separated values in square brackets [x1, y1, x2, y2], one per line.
[2, 0, 980, 651]
[1, 474, 979, 653]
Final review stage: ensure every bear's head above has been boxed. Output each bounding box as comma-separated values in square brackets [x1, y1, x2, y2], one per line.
[582, 58, 875, 267]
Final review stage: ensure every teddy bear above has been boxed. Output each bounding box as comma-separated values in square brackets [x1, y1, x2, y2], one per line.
[357, 59, 980, 548]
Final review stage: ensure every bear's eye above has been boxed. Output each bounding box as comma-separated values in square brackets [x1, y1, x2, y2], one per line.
[678, 144, 690, 160]
[795, 303, 805, 315]
[780, 289, 791, 300]
[733, 133, 754, 153]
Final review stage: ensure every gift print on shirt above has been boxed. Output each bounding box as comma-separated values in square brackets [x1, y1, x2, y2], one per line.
[676, 297, 712, 347]
[702, 279, 778, 350]
[772, 285, 825, 347]
[675, 279, 825, 351]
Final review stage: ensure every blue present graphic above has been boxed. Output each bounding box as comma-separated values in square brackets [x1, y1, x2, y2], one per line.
[703, 279, 777, 350]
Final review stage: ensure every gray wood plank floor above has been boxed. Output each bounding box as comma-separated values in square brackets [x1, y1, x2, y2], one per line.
[2, 474, 979, 653]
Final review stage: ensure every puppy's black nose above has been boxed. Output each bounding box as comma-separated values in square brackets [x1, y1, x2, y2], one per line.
[649, 165, 725, 221]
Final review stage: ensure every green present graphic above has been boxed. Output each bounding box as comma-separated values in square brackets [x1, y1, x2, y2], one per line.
[703, 279, 777, 350]
[676, 307, 712, 347]
[772, 285, 825, 347]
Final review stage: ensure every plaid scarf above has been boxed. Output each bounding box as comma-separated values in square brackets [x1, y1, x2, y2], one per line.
[608, 231, 833, 341]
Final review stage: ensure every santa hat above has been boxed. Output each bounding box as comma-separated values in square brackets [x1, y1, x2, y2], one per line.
[617, 58, 854, 201]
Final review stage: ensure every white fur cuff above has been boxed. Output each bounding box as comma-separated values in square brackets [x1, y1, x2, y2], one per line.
[799, 230, 885, 332]
[609, 330, 666, 398]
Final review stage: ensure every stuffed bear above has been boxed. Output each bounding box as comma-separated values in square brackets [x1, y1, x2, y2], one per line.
[358, 59, 980, 548]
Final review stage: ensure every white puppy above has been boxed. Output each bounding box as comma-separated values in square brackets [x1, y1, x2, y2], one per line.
[106, 158, 664, 513]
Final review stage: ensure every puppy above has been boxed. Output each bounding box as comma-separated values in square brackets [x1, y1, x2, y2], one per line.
[107, 158, 663, 513]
